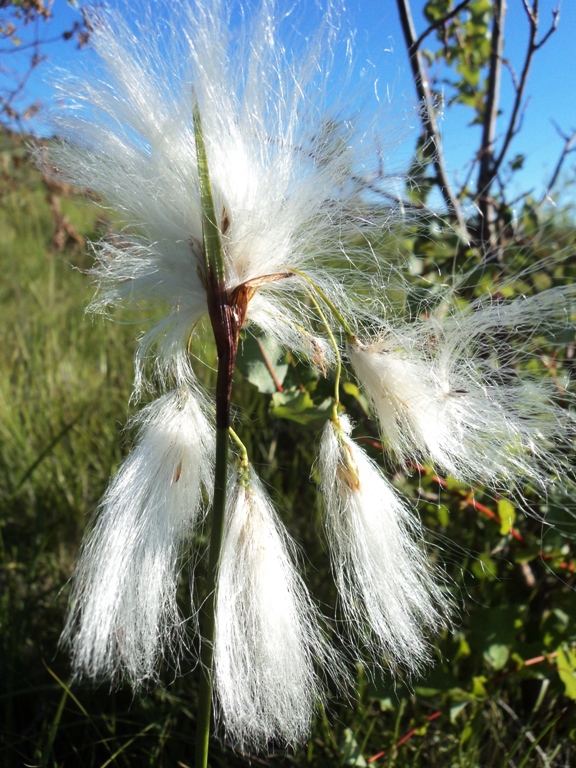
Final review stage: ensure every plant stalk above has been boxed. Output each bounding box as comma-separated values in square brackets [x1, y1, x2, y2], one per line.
[194, 423, 230, 768]
[193, 98, 240, 768]
[194, 297, 240, 768]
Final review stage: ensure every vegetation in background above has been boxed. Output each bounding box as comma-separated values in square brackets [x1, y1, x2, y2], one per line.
[396, 0, 576, 251]
[0, 1, 89, 131]
[1, 0, 576, 765]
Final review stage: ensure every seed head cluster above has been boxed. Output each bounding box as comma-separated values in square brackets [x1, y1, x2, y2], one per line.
[45, 0, 575, 752]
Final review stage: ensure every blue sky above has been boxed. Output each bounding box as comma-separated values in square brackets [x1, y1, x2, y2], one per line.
[5, 0, 575, 204]
[348, 0, 576, 204]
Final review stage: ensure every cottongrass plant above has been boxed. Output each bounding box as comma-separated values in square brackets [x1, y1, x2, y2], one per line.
[319, 414, 448, 676]
[62, 387, 215, 684]
[347, 287, 576, 491]
[215, 467, 331, 750]
[43, 0, 576, 762]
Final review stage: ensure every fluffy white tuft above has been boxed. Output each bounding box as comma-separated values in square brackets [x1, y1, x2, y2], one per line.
[214, 468, 331, 751]
[348, 286, 576, 491]
[42, 0, 390, 386]
[62, 387, 214, 686]
[318, 416, 450, 674]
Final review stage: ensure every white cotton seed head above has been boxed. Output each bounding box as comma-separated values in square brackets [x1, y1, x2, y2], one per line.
[62, 387, 215, 686]
[347, 340, 441, 466]
[348, 285, 576, 492]
[214, 469, 331, 751]
[318, 416, 450, 675]
[41, 0, 400, 383]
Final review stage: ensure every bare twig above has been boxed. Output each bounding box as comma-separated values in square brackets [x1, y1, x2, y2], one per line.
[0, 5, 88, 128]
[456, 156, 479, 201]
[351, 136, 430, 211]
[493, 1, 560, 181]
[533, 4, 560, 49]
[350, 173, 427, 211]
[476, 0, 506, 251]
[539, 122, 576, 205]
[395, 0, 470, 237]
[256, 338, 284, 392]
[0, 32, 68, 54]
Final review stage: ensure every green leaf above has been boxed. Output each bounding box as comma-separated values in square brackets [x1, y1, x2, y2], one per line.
[555, 646, 576, 700]
[437, 504, 450, 527]
[532, 271, 553, 291]
[414, 686, 441, 697]
[271, 388, 333, 426]
[512, 543, 541, 564]
[471, 675, 488, 699]
[470, 0, 493, 16]
[445, 475, 468, 491]
[450, 701, 469, 722]
[456, 61, 480, 88]
[424, 0, 451, 22]
[509, 153, 526, 171]
[236, 334, 288, 394]
[498, 498, 516, 535]
[193, 101, 225, 283]
[342, 381, 370, 415]
[471, 552, 498, 582]
[484, 643, 509, 671]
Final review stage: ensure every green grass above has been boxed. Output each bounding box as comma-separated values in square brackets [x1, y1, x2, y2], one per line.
[1, 132, 575, 767]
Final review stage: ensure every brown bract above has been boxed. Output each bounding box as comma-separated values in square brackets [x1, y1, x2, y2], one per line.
[207, 270, 293, 428]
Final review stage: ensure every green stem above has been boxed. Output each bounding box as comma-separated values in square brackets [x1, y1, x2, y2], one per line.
[193, 100, 225, 285]
[193, 99, 235, 768]
[229, 427, 250, 485]
[287, 267, 357, 342]
[195, 423, 229, 768]
[302, 286, 343, 422]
